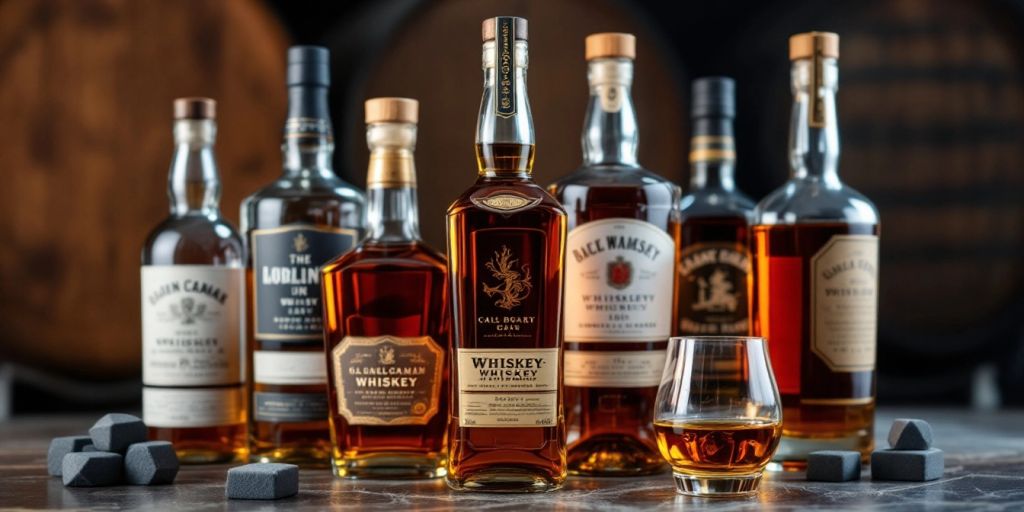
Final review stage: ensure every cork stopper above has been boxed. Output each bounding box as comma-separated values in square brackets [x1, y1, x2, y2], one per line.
[365, 97, 418, 124]
[482, 17, 528, 41]
[585, 33, 636, 60]
[173, 97, 216, 120]
[789, 31, 839, 60]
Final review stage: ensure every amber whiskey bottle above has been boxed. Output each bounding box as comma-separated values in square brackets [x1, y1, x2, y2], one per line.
[241, 46, 366, 466]
[141, 98, 246, 463]
[753, 32, 880, 467]
[674, 77, 756, 337]
[321, 98, 449, 479]
[548, 33, 677, 476]
[446, 17, 568, 492]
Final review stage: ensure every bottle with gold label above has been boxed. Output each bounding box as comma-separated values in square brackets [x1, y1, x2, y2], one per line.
[753, 32, 880, 468]
[674, 77, 756, 337]
[548, 33, 678, 476]
[446, 16, 568, 492]
[320, 98, 449, 479]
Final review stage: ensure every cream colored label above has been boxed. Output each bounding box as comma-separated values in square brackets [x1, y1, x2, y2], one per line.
[254, 351, 327, 385]
[811, 235, 878, 372]
[143, 387, 243, 428]
[597, 84, 625, 112]
[457, 348, 558, 427]
[564, 350, 666, 388]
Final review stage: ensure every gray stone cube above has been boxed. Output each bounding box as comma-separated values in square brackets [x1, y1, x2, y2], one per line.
[888, 418, 933, 450]
[871, 448, 944, 482]
[62, 452, 123, 487]
[47, 435, 92, 476]
[226, 463, 299, 500]
[88, 413, 147, 453]
[807, 450, 862, 482]
[125, 441, 179, 485]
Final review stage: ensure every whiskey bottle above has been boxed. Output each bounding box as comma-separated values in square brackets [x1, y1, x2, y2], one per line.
[241, 46, 366, 466]
[321, 98, 449, 479]
[674, 77, 756, 336]
[141, 98, 246, 463]
[446, 16, 568, 492]
[548, 33, 677, 476]
[753, 32, 880, 467]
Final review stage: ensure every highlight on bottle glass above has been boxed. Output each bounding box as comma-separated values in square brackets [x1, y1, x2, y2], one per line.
[654, 336, 782, 497]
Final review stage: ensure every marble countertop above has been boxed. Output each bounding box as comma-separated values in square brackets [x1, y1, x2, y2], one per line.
[2, 408, 1023, 511]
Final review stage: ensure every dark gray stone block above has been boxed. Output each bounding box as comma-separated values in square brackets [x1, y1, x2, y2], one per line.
[61, 452, 123, 487]
[47, 435, 92, 477]
[82, 444, 98, 452]
[125, 441, 179, 485]
[226, 463, 299, 500]
[888, 418, 934, 450]
[88, 413, 147, 453]
[871, 448, 944, 482]
[807, 450, 862, 482]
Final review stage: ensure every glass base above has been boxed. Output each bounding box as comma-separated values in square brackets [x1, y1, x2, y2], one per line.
[333, 453, 446, 480]
[672, 472, 762, 497]
[568, 434, 667, 477]
[446, 468, 565, 493]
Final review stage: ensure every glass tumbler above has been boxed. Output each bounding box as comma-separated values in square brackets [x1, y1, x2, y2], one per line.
[654, 336, 782, 497]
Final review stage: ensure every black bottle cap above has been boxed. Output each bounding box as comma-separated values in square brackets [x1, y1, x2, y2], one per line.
[691, 76, 735, 119]
[287, 45, 330, 87]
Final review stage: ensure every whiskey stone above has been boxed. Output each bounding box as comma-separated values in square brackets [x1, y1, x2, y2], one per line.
[125, 441, 179, 485]
[807, 450, 861, 482]
[62, 452, 123, 487]
[871, 448, 944, 481]
[47, 435, 92, 476]
[226, 463, 299, 500]
[82, 444, 98, 452]
[88, 413, 147, 453]
[888, 418, 934, 450]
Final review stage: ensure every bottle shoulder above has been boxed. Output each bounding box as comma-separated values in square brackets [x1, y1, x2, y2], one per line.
[447, 178, 567, 218]
[242, 174, 367, 231]
[549, 165, 680, 198]
[679, 188, 756, 220]
[322, 240, 447, 277]
[142, 214, 245, 265]
[755, 178, 879, 225]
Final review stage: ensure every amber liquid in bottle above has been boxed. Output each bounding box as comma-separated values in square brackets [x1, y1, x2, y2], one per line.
[654, 419, 781, 475]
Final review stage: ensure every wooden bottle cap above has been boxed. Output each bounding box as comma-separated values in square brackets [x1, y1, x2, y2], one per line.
[173, 97, 216, 120]
[365, 97, 419, 124]
[585, 33, 636, 60]
[482, 17, 528, 42]
[789, 31, 839, 60]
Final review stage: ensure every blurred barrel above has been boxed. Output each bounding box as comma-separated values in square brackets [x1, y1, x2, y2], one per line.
[0, 0, 289, 378]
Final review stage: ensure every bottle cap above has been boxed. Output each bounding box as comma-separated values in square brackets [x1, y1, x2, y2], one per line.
[173, 97, 216, 120]
[691, 77, 735, 119]
[365, 97, 419, 124]
[482, 17, 528, 42]
[585, 33, 636, 60]
[789, 31, 839, 60]
[287, 45, 330, 86]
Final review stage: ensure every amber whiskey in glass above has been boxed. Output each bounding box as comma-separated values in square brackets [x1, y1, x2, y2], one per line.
[548, 33, 677, 476]
[241, 46, 366, 466]
[445, 17, 568, 493]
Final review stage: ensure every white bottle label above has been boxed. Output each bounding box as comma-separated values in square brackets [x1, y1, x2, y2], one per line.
[143, 387, 244, 428]
[564, 218, 675, 342]
[254, 351, 327, 385]
[141, 265, 243, 386]
[564, 350, 666, 388]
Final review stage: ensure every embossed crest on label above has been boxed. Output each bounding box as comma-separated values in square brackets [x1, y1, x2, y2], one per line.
[473, 230, 545, 343]
[597, 84, 625, 113]
[332, 336, 443, 426]
[472, 192, 541, 213]
[677, 242, 751, 335]
[811, 234, 878, 372]
[457, 348, 558, 427]
[495, 17, 517, 118]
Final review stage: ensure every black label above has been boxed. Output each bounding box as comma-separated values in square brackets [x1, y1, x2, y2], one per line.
[252, 226, 357, 341]
[677, 242, 750, 335]
[495, 17, 516, 118]
[253, 391, 329, 422]
[473, 228, 546, 343]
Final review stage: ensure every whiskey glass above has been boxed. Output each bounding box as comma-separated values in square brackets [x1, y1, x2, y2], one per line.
[654, 336, 782, 496]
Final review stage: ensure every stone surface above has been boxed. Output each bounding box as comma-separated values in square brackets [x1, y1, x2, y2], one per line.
[872, 448, 945, 482]
[807, 450, 861, 482]
[46, 436, 91, 477]
[124, 441, 179, 485]
[888, 418, 934, 450]
[88, 413, 147, 453]
[226, 463, 299, 500]
[61, 452, 122, 487]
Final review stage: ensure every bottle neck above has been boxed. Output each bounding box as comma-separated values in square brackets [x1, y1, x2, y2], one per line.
[366, 122, 420, 242]
[583, 58, 638, 167]
[283, 85, 335, 179]
[789, 58, 840, 186]
[476, 37, 534, 177]
[689, 117, 736, 191]
[169, 119, 220, 216]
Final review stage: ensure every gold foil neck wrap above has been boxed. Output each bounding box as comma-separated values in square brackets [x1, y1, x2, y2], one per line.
[366, 150, 416, 188]
[689, 135, 736, 164]
[482, 16, 528, 41]
[585, 33, 636, 60]
[789, 31, 839, 60]
[365, 97, 418, 124]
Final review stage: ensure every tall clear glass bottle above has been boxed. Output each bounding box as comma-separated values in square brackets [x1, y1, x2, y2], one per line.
[321, 98, 449, 479]
[241, 46, 366, 466]
[141, 98, 246, 463]
[446, 17, 568, 492]
[548, 33, 678, 476]
[753, 32, 880, 468]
